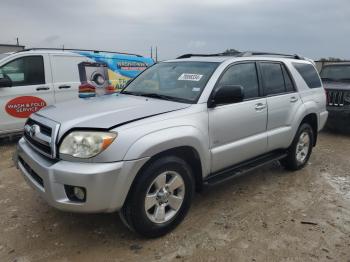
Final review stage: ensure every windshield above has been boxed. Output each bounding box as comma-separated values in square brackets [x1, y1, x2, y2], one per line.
[320, 65, 350, 81]
[121, 61, 219, 103]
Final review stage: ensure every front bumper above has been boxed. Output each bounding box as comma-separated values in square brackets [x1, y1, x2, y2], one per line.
[326, 107, 350, 132]
[17, 138, 149, 213]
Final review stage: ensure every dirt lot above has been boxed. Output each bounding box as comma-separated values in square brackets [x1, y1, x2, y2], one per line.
[0, 132, 350, 262]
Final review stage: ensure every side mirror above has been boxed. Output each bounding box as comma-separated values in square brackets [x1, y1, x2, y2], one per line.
[208, 85, 244, 107]
[0, 75, 12, 88]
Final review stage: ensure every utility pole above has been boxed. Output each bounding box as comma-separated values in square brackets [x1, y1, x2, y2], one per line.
[16, 37, 19, 46]
[150, 46, 153, 60]
[155, 46, 158, 63]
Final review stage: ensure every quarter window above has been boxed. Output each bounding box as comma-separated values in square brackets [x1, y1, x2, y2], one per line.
[260, 63, 285, 96]
[0, 56, 45, 86]
[293, 62, 321, 89]
[282, 65, 295, 92]
[217, 63, 259, 99]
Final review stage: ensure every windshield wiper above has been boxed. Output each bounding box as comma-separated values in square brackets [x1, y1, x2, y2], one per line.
[139, 93, 175, 100]
[339, 78, 350, 82]
[321, 77, 337, 81]
[120, 90, 142, 96]
[139, 93, 191, 103]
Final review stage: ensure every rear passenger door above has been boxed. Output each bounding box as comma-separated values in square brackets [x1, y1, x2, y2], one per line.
[0, 54, 54, 134]
[259, 61, 302, 151]
[209, 62, 268, 172]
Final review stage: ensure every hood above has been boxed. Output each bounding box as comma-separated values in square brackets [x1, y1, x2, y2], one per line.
[36, 94, 191, 135]
[323, 81, 350, 91]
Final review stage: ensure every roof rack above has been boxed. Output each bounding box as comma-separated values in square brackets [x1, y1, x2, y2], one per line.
[16, 47, 143, 57]
[176, 51, 304, 60]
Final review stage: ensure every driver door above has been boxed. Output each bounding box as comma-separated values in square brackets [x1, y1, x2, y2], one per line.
[0, 54, 54, 134]
[209, 62, 268, 172]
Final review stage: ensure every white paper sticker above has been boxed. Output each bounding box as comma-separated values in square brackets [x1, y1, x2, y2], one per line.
[192, 87, 201, 92]
[178, 73, 203, 81]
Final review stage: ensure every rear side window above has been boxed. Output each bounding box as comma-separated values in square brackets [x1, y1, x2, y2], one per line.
[0, 56, 45, 86]
[260, 63, 285, 95]
[218, 62, 259, 99]
[293, 62, 321, 88]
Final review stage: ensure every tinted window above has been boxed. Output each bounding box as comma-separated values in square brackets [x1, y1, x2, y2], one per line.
[218, 63, 259, 99]
[260, 63, 285, 95]
[282, 65, 294, 92]
[0, 56, 45, 86]
[293, 62, 321, 88]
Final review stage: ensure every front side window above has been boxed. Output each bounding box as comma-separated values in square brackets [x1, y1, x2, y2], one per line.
[121, 61, 219, 103]
[293, 62, 321, 88]
[217, 63, 259, 99]
[260, 62, 285, 96]
[0, 56, 45, 86]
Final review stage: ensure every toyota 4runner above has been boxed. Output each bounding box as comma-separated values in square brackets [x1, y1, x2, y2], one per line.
[16, 52, 328, 237]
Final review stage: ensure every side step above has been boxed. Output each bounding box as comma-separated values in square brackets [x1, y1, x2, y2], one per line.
[204, 151, 288, 186]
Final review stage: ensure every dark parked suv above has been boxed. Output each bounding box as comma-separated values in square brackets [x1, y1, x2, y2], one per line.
[321, 63, 350, 133]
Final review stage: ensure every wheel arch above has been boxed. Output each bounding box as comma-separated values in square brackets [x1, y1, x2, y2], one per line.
[300, 113, 318, 146]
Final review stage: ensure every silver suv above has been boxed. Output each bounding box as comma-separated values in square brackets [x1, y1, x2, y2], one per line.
[16, 52, 328, 237]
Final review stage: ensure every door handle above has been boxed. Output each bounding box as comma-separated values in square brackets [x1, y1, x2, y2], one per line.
[36, 87, 50, 91]
[255, 103, 266, 111]
[58, 85, 71, 89]
[290, 96, 299, 103]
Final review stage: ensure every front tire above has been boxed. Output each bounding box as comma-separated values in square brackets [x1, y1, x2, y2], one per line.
[281, 123, 314, 171]
[120, 155, 194, 238]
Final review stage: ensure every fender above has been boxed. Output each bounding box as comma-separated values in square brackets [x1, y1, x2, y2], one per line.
[289, 100, 319, 146]
[123, 125, 211, 177]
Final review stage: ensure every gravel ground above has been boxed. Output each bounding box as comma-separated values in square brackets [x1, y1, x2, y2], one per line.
[0, 132, 350, 262]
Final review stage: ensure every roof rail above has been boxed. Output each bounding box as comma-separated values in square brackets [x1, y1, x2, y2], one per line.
[236, 51, 304, 60]
[176, 53, 229, 59]
[16, 47, 143, 57]
[176, 51, 304, 60]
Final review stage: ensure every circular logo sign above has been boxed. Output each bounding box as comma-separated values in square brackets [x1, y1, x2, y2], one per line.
[5, 96, 47, 118]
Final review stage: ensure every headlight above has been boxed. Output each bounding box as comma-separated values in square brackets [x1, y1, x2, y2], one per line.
[59, 131, 117, 158]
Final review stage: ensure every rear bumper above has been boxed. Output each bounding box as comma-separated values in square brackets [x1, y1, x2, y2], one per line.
[17, 138, 149, 213]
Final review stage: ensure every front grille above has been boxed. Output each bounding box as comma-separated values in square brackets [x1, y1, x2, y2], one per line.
[26, 118, 52, 136]
[326, 90, 348, 107]
[24, 132, 52, 155]
[23, 116, 59, 159]
[19, 156, 44, 188]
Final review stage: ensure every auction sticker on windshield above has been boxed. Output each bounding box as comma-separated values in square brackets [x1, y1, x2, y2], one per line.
[178, 73, 203, 81]
[5, 96, 47, 118]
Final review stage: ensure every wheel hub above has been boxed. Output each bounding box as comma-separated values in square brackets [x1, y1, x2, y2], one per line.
[145, 171, 185, 224]
[296, 131, 310, 163]
[156, 188, 170, 204]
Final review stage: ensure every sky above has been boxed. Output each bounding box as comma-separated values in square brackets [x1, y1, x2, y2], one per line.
[1, 0, 349, 60]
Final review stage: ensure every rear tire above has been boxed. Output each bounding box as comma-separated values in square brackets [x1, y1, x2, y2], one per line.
[281, 123, 314, 171]
[120, 155, 194, 238]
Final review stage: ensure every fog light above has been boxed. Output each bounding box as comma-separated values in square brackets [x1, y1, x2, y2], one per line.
[74, 187, 86, 201]
[64, 185, 86, 202]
